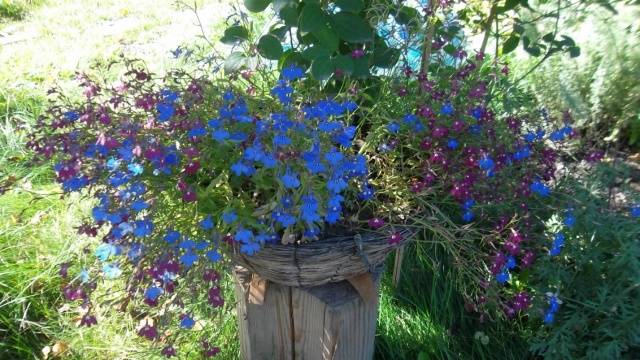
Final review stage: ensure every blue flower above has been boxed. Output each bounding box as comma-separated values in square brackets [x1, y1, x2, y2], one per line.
[563, 211, 576, 228]
[179, 239, 196, 250]
[327, 176, 347, 193]
[440, 102, 454, 116]
[281, 196, 294, 209]
[102, 263, 122, 279]
[300, 193, 320, 223]
[333, 126, 356, 147]
[95, 243, 121, 261]
[271, 81, 294, 105]
[106, 158, 120, 171]
[505, 256, 516, 270]
[207, 250, 222, 262]
[127, 243, 143, 261]
[630, 204, 640, 218]
[447, 138, 459, 150]
[161, 89, 179, 103]
[273, 132, 292, 147]
[200, 215, 214, 230]
[478, 156, 495, 171]
[260, 153, 277, 168]
[281, 170, 300, 189]
[523, 132, 536, 142]
[359, 183, 374, 200]
[235, 228, 254, 243]
[387, 122, 401, 134]
[188, 126, 207, 138]
[462, 211, 474, 223]
[156, 103, 175, 122]
[549, 130, 565, 142]
[131, 200, 149, 212]
[79, 269, 90, 283]
[212, 128, 230, 142]
[144, 286, 163, 301]
[180, 251, 198, 267]
[164, 230, 181, 244]
[496, 270, 510, 284]
[530, 180, 550, 197]
[64, 111, 79, 122]
[180, 315, 196, 329]
[324, 148, 344, 166]
[272, 210, 296, 227]
[471, 107, 483, 119]
[241, 242, 261, 255]
[281, 65, 305, 81]
[207, 118, 222, 128]
[543, 311, 555, 324]
[231, 161, 255, 176]
[127, 163, 143, 176]
[133, 220, 154, 237]
[222, 210, 238, 224]
[62, 177, 89, 192]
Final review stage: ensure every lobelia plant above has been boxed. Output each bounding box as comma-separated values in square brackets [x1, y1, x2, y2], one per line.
[20, 0, 637, 358]
[25, 57, 384, 356]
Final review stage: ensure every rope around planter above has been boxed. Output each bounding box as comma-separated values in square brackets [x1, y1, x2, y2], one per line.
[229, 227, 414, 287]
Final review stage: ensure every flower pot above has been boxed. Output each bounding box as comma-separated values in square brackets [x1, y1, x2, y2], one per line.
[230, 229, 412, 360]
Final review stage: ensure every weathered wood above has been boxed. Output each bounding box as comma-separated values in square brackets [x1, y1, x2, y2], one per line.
[234, 267, 381, 360]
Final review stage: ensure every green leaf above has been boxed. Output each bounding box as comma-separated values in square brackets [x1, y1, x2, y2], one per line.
[560, 35, 576, 47]
[301, 46, 331, 61]
[257, 35, 283, 60]
[279, 5, 299, 26]
[372, 45, 400, 68]
[332, 54, 354, 74]
[279, 49, 307, 69]
[395, 6, 419, 25]
[542, 32, 555, 43]
[299, 3, 326, 33]
[505, 0, 520, 10]
[443, 44, 457, 55]
[524, 45, 541, 57]
[514, 23, 525, 34]
[502, 34, 520, 54]
[352, 55, 370, 78]
[569, 46, 581, 58]
[220, 25, 249, 45]
[312, 24, 339, 52]
[334, 0, 363, 13]
[311, 56, 334, 81]
[332, 12, 373, 43]
[244, 0, 271, 12]
[270, 25, 289, 40]
[224, 52, 247, 73]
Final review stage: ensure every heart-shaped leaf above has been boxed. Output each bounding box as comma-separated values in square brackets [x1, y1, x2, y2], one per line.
[311, 56, 335, 81]
[299, 3, 326, 33]
[332, 12, 373, 43]
[244, 0, 271, 12]
[220, 25, 249, 45]
[258, 35, 284, 60]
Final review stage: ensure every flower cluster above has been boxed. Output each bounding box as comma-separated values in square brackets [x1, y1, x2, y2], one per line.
[368, 49, 595, 323]
[27, 61, 371, 356]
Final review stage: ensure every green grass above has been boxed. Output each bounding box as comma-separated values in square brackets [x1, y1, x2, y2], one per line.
[0, 0, 45, 21]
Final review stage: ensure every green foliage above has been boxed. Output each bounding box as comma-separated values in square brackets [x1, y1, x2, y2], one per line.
[220, 0, 411, 81]
[528, 162, 640, 359]
[515, 6, 640, 149]
[0, 0, 44, 21]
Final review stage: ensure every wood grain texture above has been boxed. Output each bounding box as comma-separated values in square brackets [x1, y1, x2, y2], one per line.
[234, 267, 381, 360]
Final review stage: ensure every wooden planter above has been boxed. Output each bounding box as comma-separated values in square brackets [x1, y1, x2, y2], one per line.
[230, 229, 413, 359]
[233, 267, 382, 360]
